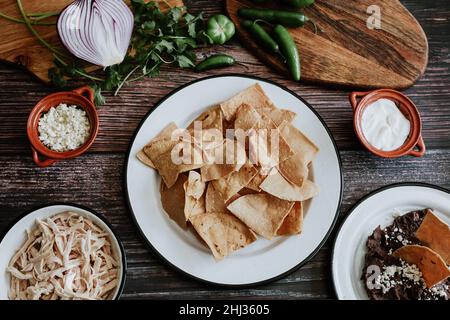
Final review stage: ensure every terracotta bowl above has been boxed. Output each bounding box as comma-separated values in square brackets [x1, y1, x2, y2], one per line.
[349, 89, 425, 158]
[27, 86, 99, 167]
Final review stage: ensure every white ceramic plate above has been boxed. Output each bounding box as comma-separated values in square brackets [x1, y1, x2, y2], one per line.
[332, 183, 450, 300]
[125, 75, 342, 286]
[0, 203, 126, 300]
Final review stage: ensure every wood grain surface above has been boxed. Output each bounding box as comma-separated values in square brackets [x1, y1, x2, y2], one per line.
[0, 0, 183, 82]
[226, 0, 428, 89]
[0, 0, 449, 300]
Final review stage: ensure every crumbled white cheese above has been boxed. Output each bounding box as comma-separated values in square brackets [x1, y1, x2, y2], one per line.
[375, 260, 423, 294]
[430, 284, 449, 298]
[38, 104, 90, 152]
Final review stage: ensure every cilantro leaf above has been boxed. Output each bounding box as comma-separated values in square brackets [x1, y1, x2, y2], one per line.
[176, 54, 195, 68]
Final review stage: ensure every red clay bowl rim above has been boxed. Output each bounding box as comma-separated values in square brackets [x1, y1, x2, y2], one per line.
[27, 91, 99, 160]
[351, 89, 422, 158]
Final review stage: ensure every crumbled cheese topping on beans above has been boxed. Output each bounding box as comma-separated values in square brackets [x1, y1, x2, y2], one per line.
[38, 104, 90, 152]
[375, 260, 423, 294]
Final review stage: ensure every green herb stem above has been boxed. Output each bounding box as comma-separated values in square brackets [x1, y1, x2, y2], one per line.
[53, 54, 105, 82]
[16, 0, 67, 57]
[27, 11, 59, 18]
[114, 65, 140, 96]
[0, 10, 56, 26]
[153, 51, 176, 64]
[129, 62, 161, 83]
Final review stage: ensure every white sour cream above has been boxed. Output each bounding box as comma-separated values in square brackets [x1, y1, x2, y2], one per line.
[361, 98, 411, 151]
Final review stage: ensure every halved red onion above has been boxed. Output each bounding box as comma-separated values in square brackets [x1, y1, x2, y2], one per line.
[58, 0, 134, 67]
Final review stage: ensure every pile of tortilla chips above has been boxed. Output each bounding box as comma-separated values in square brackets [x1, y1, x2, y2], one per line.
[137, 84, 320, 260]
[394, 210, 450, 288]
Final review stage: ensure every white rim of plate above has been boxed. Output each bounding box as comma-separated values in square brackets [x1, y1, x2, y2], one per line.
[124, 74, 343, 288]
[332, 182, 450, 300]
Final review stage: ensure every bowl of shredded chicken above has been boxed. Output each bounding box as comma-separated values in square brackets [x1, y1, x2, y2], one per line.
[0, 204, 125, 300]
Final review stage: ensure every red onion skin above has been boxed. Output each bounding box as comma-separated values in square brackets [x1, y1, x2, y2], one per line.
[57, 0, 134, 67]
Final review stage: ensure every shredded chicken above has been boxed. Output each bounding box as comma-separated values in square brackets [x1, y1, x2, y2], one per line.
[8, 212, 120, 300]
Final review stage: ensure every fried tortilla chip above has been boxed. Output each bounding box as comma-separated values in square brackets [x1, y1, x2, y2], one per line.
[248, 126, 293, 175]
[245, 170, 266, 191]
[277, 202, 303, 236]
[205, 183, 240, 213]
[189, 212, 257, 260]
[137, 122, 178, 168]
[184, 171, 206, 220]
[160, 174, 188, 229]
[144, 137, 177, 162]
[205, 183, 226, 213]
[188, 106, 224, 163]
[151, 150, 181, 188]
[260, 168, 319, 201]
[234, 103, 262, 132]
[150, 136, 204, 188]
[238, 187, 259, 196]
[233, 104, 293, 174]
[278, 157, 309, 188]
[187, 105, 223, 133]
[136, 150, 155, 168]
[220, 83, 273, 121]
[227, 193, 294, 239]
[278, 121, 319, 187]
[393, 245, 450, 288]
[200, 139, 246, 182]
[415, 210, 450, 264]
[212, 162, 258, 201]
[261, 107, 296, 126]
[201, 163, 236, 182]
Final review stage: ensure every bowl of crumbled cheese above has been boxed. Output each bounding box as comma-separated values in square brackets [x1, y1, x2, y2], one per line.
[349, 89, 425, 158]
[27, 86, 99, 167]
[0, 203, 126, 300]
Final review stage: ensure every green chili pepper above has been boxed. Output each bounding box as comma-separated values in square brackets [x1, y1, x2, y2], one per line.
[238, 8, 308, 28]
[273, 24, 300, 81]
[205, 14, 236, 45]
[280, 0, 315, 8]
[241, 20, 279, 54]
[195, 54, 236, 72]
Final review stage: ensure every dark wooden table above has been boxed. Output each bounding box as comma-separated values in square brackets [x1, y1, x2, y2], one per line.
[0, 0, 449, 299]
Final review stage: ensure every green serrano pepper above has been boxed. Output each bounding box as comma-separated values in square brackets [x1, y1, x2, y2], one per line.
[273, 24, 300, 81]
[241, 20, 279, 54]
[280, 0, 315, 8]
[238, 8, 308, 28]
[195, 54, 235, 72]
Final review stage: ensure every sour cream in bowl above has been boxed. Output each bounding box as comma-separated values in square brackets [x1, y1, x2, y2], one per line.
[350, 89, 425, 158]
[361, 98, 411, 152]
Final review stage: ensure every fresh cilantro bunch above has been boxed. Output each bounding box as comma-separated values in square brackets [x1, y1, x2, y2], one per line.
[49, 0, 207, 106]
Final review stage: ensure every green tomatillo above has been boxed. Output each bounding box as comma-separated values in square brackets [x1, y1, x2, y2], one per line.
[205, 14, 236, 45]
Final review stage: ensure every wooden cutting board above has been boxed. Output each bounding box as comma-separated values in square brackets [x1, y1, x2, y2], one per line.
[0, 0, 183, 83]
[226, 0, 428, 89]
